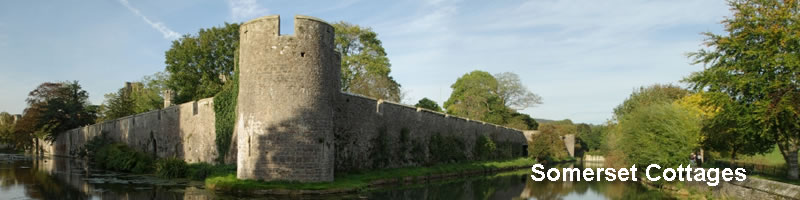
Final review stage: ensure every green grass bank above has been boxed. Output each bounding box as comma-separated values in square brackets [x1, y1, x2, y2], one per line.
[205, 157, 536, 195]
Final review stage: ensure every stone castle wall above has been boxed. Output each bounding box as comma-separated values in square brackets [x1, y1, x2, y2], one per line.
[40, 98, 218, 164]
[40, 15, 530, 183]
[234, 15, 339, 182]
[334, 93, 527, 172]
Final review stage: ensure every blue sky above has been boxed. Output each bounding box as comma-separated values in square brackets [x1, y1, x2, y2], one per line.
[0, 0, 730, 124]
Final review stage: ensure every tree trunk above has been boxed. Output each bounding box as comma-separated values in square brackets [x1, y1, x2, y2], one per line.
[778, 142, 799, 180]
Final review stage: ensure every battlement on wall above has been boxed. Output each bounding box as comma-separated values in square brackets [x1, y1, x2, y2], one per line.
[236, 15, 340, 182]
[43, 15, 532, 184]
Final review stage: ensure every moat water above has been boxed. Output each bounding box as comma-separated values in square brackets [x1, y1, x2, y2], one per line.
[0, 151, 669, 200]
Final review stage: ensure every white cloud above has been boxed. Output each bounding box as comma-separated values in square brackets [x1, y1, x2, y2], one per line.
[369, 0, 729, 124]
[228, 0, 269, 22]
[118, 0, 180, 40]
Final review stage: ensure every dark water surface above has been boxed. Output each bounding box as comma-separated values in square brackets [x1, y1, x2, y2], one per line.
[0, 152, 668, 200]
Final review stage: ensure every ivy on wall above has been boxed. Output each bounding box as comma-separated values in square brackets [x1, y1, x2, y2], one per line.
[213, 49, 239, 163]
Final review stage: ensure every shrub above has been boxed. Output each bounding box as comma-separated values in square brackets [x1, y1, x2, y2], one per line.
[93, 142, 154, 173]
[612, 103, 701, 173]
[428, 133, 466, 164]
[155, 158, 189, 178]
[527, 130, 567, 163]
[474, 135, 496, 160]
[155, 158, 188, 178]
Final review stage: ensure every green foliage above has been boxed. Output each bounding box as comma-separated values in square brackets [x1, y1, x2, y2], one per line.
[93, 142, 154, 173]
[19, 81, 96, 142]
[444, 71, 540, 130]
[0, 112, 15, 147]
[528, 129, 568, 162]
[444, 71, 505, 124]
[613, 84, 688, 119]
[165, 23, 240, 104]
[577, 124, 608, 152]
[700, 92, 773, 160]
[613, 103, 701, 173]
[155, 158, 189, 178]
[188, 163, 236, 180]
[428, 133, 467, 165]
[333, 22, 402, 102]
[505, 112, 538, 130]
[213, 49, 239, 163]
[538, 122, 577, 136]
[686, 0, 800, 179]
[474, 135, 497, 160]
[206, 157, 535, 192]
[100, 73, 167, 121]
[415, 98, 442, 112]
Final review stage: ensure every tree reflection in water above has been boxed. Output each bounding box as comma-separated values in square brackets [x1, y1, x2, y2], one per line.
[1, 151, 670, 200]
[369, 163, 671, 200]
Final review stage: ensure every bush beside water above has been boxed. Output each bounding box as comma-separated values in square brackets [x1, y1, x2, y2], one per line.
[83, 137, 234, 179]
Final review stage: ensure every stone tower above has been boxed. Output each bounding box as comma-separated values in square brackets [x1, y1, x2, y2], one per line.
[235, 15, 340, 182]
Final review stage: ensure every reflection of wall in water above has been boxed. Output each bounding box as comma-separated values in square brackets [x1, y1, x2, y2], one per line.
[33, 156, 205, 200]
[368, 172, 527, 200]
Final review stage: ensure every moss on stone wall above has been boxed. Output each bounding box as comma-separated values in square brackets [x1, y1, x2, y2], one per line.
[213, 49, 239, 163]
[428, 133, 468, 165]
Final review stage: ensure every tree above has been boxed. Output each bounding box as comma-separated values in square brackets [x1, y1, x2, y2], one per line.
[100, 72, 167, 121]
[505, 112, 538, 130]
[613, 103, 701, 174]
[699, 92, 773, 160]
[333, 22, 402, 102]
[0, 112, 15, 146]
[528, 127, 569, 162]
[613, 84, 688, 119]
[444, 71, 508, 124]
[165, 23, 239, 104]
[415, 98, 442, 112]
[578, 124, 608, 152]
[686, 0, 800, 179]
[21, 81, 95, 142]
[538, 122, 577, 136]
[495, 72, 542, 110]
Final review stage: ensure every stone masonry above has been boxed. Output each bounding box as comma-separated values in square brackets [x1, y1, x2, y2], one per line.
[42, 15, 530, 183]
[235, 15, 339, 182]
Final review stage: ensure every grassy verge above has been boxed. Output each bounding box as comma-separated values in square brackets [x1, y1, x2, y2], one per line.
[716, 145, 793, 166]
[205, 157, 536, 192]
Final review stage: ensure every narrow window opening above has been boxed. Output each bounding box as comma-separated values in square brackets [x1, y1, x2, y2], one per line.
[300, 52, 305, 57]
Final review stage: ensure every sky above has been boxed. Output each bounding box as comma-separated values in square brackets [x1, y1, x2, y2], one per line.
[0, 0, 731, 124]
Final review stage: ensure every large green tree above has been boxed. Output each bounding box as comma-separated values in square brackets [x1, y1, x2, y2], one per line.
[686, 0, 800, 179]
[20, 81, 95, 142]
[444, 71, 541, 129]
[444, 71, 507, 124]
[613, 103, 701, 175]
[333, 22, 402, 102]
[699, 92, 773, 160]
[165, 23, 240, 104]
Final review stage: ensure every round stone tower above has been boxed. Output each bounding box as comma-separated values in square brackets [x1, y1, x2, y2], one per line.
[235, 15, 340, 182]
